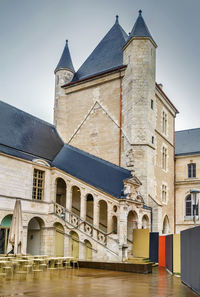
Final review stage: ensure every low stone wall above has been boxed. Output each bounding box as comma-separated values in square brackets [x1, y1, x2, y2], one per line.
[78, 260, 152, 274]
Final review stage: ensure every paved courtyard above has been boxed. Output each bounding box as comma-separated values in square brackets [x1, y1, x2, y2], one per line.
[0, 267, 197, 297]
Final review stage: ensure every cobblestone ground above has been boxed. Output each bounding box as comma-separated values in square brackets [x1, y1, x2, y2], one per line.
[0, 267, 198, 297]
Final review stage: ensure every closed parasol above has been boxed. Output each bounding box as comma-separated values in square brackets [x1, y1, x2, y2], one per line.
[7, 199, 23, 254]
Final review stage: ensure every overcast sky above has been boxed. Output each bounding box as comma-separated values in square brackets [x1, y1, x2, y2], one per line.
[0, 0, 200, 131]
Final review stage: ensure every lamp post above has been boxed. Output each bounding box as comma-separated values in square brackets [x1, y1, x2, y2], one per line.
[190, 189, 200, 227]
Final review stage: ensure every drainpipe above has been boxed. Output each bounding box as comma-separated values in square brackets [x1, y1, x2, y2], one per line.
[119, 71, 122, 167]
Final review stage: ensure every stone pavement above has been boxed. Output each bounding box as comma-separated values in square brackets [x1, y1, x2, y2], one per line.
[0, 267, 197, 297]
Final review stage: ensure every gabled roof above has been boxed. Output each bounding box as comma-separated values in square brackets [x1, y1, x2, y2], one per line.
[55, 40, 75, 73]
[175, 128, 200, 156]
[52, 144, 131, 198]
[128, 10, 156, 46]
[72, 16, 128, 82]
[0, 101, 64, 161]
[0, 100, 131, 198]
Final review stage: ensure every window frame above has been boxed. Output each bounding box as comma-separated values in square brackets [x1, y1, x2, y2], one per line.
[187, 163, 196, 178]
[185, 194, 199, 219]
[32, 168, 45, 200]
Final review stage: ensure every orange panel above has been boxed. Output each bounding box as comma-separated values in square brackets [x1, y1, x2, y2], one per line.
[159, 236, 166, 267]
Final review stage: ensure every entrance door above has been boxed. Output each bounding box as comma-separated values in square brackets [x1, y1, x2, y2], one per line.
[70, 231, 79, 259]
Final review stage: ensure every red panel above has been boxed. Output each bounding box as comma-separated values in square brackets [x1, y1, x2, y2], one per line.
[159, 236, 166, 267]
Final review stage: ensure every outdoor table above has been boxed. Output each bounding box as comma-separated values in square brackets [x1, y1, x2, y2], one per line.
[47, 257, 58, 269]
[15, 259, 28, 272]
[33, 258, 45, 270]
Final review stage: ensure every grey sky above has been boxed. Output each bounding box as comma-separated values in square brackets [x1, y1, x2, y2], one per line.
[0, 0, 199, 131]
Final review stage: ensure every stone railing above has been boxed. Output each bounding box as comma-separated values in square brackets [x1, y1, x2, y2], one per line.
[54, 203, 107, 245]
[54, 203, 65, 218]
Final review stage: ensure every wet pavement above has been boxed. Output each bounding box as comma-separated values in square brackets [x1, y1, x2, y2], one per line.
[0, 267, 198, 297]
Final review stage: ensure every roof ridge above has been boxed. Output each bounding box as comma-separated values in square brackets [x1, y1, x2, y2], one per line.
[64, 143, 131, 174]
[175, 127, 200, 133]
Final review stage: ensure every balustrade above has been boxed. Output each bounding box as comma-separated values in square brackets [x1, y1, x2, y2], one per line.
[54, 203, 109, 246]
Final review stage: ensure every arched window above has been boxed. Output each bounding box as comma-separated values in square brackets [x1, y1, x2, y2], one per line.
[185, 194, 199, 217]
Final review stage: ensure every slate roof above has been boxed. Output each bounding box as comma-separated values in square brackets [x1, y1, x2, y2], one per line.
[55, 40, 75, 73]
[175, 128, 200, 156]
[72, 16, 128, 82]
[52, 144, 131, 198]
[128, 10, 156, 45]
[0, 100, 131, 198]
[0, 101, 64, 162]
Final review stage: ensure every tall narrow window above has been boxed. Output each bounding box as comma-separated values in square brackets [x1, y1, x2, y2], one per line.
[162, 111, 167, 135]
[151, 99, 154, 110]
[32, 169, 44, 200]
[162, 184, 167, 203]
[185, 194, 199, 217]
[162, 147, 167, 170]
[188, 163, 196, 178]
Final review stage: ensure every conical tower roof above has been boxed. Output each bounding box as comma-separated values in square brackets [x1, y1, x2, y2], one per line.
[73, 16, 128, 82]
[55, 40, 75, 73]
[128, 10, 156, 45]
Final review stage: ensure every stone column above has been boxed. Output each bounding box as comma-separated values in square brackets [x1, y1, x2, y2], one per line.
[80, 191, 86, 221]
[93, 198, 99, 239]
[118, 202, 128, 261]
[107, 203, 113, 233]
[66, 185, 72, 221]
[64, 232, 70, 257]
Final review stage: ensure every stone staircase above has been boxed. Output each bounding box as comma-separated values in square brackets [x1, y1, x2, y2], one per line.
[54, 203, 122, 261]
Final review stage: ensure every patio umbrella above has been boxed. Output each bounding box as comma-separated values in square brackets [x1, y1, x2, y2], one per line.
[7, 199, 23, 254]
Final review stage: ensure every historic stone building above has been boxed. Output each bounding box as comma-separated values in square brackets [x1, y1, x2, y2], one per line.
[54, 10, 178, 234]
[175, 129, 200, 233]
[1, 10, 190, 260]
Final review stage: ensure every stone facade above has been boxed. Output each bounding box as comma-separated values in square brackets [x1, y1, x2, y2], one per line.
[54, 35, 177, 234]
[0, 152, 150, 260]
[175, 154, 200, 233]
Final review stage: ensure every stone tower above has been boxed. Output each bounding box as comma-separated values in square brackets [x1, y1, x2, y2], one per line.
[122, 10, 157, 205]
[54, 40, 74, 127]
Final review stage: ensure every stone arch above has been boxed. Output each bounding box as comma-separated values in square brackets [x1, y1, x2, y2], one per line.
[84, 239, 92, 260]
[142, 215, 150, 229]
[72, 186, 81, 216]
[127, 210, 138, 243]
[112, 216, 118, 234]
[99, 200, 108, 233]
[162, 215, 170, 234]
[86, 193, 94, 224]
[54, 222, 64, 257]
[0, 214, 13, 254]
[56, 178, 66, 208]
[27, 217, 45, 255]
[70, 231, 79, 259]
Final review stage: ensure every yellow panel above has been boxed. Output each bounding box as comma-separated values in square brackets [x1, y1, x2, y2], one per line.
[173, 234, 181, 274]
[132, 229, 150, 258]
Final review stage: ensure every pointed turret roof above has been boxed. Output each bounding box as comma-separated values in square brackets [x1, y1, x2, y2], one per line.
[55, 40, 75, 73]
[72, 16, 128, 82]
[128, 10, 156, 45]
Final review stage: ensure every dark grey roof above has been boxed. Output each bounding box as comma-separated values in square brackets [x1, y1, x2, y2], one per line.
[72, 16, 128, 82]
[128, 10, 156, 45]
[55, 40, 75, 73]
[175, 128, 200, 156]
[0, 100, 131, 198]
[0, 100, 64, 161]
[52, 144, 131, 198]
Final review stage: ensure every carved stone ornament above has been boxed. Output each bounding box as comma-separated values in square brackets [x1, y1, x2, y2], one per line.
[126, 148, 134, 168]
